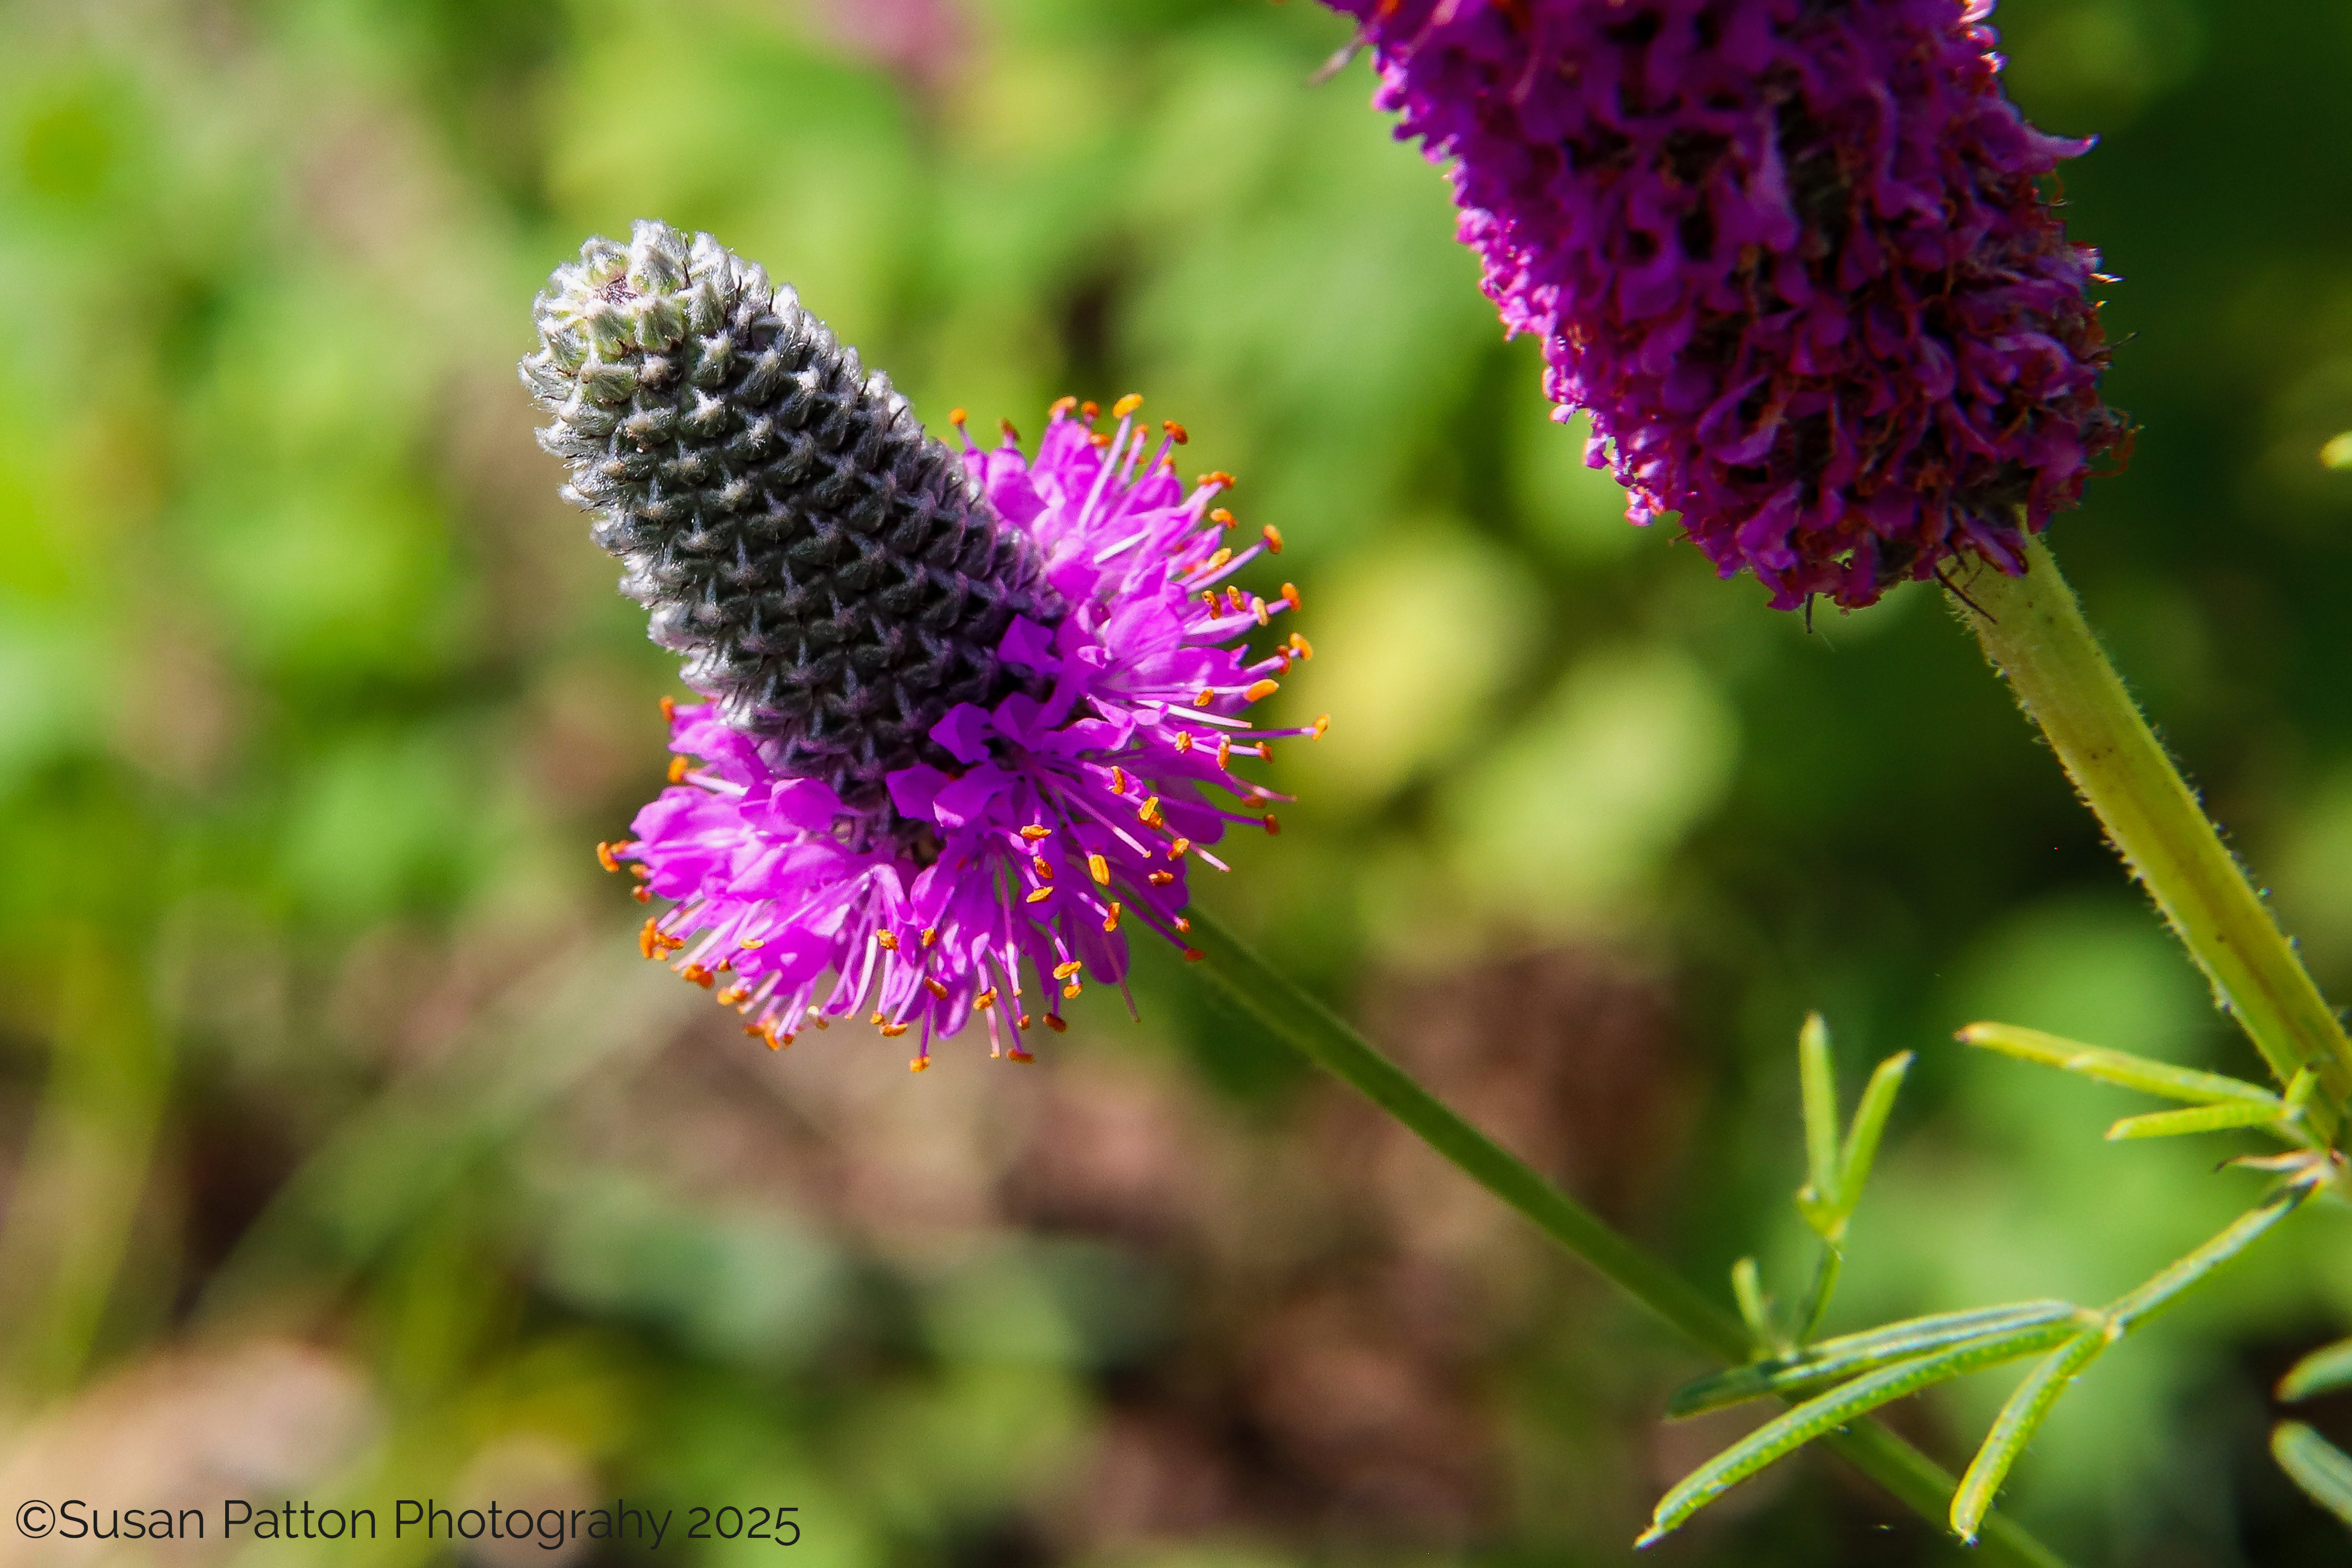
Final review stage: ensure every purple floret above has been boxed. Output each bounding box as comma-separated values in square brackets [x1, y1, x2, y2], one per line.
[1326, 0, 2132, 608]
[617, 402, 1317, 1064]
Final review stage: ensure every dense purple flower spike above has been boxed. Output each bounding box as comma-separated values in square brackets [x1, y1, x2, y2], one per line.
[1326, 0, 2132, 608]
[593, 392, 1318, 1066]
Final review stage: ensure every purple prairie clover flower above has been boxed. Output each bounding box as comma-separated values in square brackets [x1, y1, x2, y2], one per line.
[1324, 0, 2133, 609]
[525, 222, 1318, 1066]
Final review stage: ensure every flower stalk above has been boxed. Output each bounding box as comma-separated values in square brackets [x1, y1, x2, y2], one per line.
[1959, 540, 2352, 1133]
[1184, 908, 2075, 1568]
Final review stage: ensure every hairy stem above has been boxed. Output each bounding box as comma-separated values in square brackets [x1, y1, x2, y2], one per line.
[1961, 539, 2351, 1132]
[1184, 909, 2075, 1568]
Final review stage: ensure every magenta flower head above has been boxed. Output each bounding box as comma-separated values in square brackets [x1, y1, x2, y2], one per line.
[522, 222, 1317, 1066]
[1326, 0, 2132, 608]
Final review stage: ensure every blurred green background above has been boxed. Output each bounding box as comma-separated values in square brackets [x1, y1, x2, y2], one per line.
[4, 0, 2352, 1562]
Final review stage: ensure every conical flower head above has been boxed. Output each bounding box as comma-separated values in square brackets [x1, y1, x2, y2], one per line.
[521, 219, 1056, 817]
[527, 224, 1322, 1065]
[1326, 0, 2133, 610]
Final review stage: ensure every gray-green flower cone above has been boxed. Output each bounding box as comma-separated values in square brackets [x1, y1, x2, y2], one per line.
[520, 219, 1057, 814]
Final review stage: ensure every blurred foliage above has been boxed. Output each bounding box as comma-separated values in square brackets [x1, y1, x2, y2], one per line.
[6, 0, 2352, 1563]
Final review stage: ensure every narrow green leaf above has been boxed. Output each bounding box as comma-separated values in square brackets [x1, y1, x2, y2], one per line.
[1798, 1012, 1842, 1228]
[2104, 1099, 2285, 1141]
[1791, 1243, 1843, 1347]
[2279, 1338, 2352, 1403]
[1957, 1023, 2279, 1107]
[2274, 1423, 2352, 1529]
[2107, 1180, 2315, 1330]
[1951, 1332, 2111, 1543]
[1666, 1301, 2081, 1419]
[1730, 1257, 1776, 1350]
[1837, 1050, 1913, 1213]
[1638, 1321, 2078, 1544]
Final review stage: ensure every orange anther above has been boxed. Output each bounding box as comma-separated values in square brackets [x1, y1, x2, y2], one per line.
[878, 930, 899, 950]
[682, 964, 716, 988]
[1000, 417, 1021, 442]
[640, 918, 661, 959]
[1110, 765, 1128, 795]
[1182, 948, 1205, 963]
[1025, 887, 1053, 904]
[1263, 814, 1281, 835]
[1032, 855, 1054, 879]
[1193, 689, 1214, 708]
[1313, 714, 1330, 738]
[1008, 1046, 1036, 1062]
[1244, 679, 1279, 703]
[596, 841, 622, 872]
[632, 886, 653, 902]
[1017, 1013, 1033, 1031]
[1175, 916, 1192, 933]
[1253, 597, 1270, 626]
[1174, 731, 1194, 753]
[1138, 796, 1163, 827]
[1020, 824, 1052, 840]
[740, 935, 765, 948]
[1202, 548, 1234, 574]
[1210, 508, 1235, 528]
[921, 926, 937, 947]
[1200, 470, 1235, 490]
[1102, 901, 1122, 934]
[1112, 393, 1144, 419]
[1089, 853, 1110, 884]
[926, 977, 949, 999]
[1281, 582, 1302, 609]
[1148, 870, 1175, 887]
[668, 755, 690, 783]
[1080, 400, 1100, 421]
[1044, 1014, 1068, 1033]
[1050, 395, 1077, 418]
[1215, 737, 1232, 769]
[949, 407, 968, 427]
[1262, 524, 1284, 554]
[716, 984, 748, 1006]
[1289, 633, 1314, 659]
[1162, 420, 1188, 445]
[1053, 960, 1084, 980]
[1063, 982, 1082, 999]
[1169, 837, 1191, 858]
[1091, 431, 1113, 449]
[976, 988, 999, 1009]
[660, 695, 676, 721]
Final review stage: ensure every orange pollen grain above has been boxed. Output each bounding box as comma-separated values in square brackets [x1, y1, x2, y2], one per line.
[1113, 393, 1144, 419]
[1243, 679, 1279, 703]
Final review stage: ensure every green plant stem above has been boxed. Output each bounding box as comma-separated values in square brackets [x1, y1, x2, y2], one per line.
[1184, 909, 2074, 1568]
[1961, 540, 2352, 1133]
